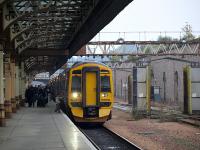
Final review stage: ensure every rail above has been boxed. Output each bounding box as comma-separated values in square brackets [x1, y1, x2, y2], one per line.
[79, 125, 141, 150]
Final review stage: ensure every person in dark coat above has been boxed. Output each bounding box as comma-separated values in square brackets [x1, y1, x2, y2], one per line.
[25, 85, 34, 107]
[43, 86, 49, 105]
[31, 87, 38, 107]
[37, 87, 46, 107]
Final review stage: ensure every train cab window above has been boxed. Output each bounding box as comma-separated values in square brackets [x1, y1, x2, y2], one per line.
[101, 70, 109, 74]
[101, 76, 111, 92]
[72, 76, 81, 92]
[72, 70, 81, 74]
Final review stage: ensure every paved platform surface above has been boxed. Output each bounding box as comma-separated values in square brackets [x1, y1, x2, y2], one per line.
[0, 102, 96, 150]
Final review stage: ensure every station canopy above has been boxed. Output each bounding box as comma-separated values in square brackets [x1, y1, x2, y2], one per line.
[0, 0, 133, 75]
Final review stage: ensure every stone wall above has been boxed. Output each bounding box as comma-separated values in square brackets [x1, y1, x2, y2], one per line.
[112, 56, 200, 111]
[112, 68, 132, 102]
[151, 59, 189, 110]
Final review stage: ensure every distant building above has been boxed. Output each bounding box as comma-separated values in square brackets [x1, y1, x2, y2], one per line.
[149, 55, 200, 111]
[112, 54, 200, 112]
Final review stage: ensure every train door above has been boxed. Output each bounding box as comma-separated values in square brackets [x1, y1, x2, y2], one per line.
[82, 67, 100, 118]
[86, 72, 97, 106]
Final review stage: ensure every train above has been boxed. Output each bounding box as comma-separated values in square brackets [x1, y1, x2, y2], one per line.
[50, 61, 114, 124]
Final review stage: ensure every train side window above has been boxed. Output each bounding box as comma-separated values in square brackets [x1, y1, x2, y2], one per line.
[72, 76, 81, 92]
[101, 76, 111, 92]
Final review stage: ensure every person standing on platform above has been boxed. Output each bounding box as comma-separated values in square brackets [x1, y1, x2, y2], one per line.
[31, 86, 37, 107]
[44, 86, 49, 106]
[37, 86, 46, 107]
[25, 86, 30, 106]
[25, 85, 34, 107]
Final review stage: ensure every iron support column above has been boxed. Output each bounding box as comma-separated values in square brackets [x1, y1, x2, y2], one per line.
[0, 47, 6, 126]
[4, 58, 12, 118]
[18, 65, 22, 106]
[20, 62, 26, 106]
[15, 65, 20, 109]
[11, 61, 16, 113]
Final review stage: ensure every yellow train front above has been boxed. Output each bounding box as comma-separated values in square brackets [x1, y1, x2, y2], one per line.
[67, 62, 114, 123]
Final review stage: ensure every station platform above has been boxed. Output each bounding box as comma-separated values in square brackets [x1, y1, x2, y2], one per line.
[0, 102, 96, 150]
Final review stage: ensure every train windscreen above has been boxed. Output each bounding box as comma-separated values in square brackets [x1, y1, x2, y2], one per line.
[72, 76, 81, 92]
[101, 76, 111, 92]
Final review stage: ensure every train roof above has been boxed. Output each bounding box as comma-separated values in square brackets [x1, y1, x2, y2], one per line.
[71, 61, 109, 69]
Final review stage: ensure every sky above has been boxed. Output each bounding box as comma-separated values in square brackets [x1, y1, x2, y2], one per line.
[101, 0, 200, 32]
[79, 0, 200, 55]
[54, 0, 200, 76]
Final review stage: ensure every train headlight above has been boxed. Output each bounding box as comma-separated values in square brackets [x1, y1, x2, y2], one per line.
[102, 93, 108, 97]
[72, 92, 78, 99]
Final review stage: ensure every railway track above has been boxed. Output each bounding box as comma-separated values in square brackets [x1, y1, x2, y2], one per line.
[61, 105, 141, 149]
[79, 125, 141, 150]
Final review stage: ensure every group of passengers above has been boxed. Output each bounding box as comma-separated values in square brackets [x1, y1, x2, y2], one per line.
[25, 85, 51, 107]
